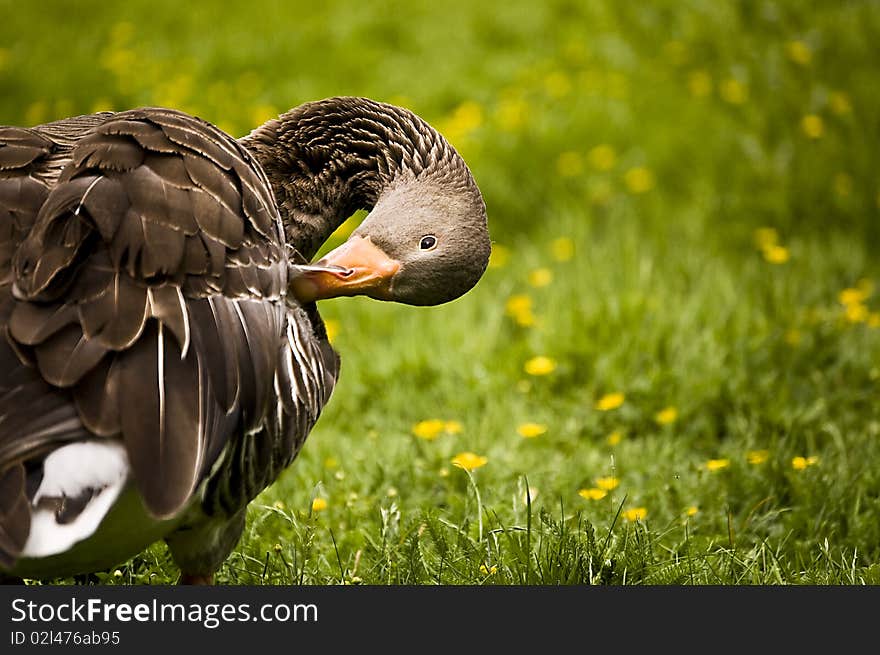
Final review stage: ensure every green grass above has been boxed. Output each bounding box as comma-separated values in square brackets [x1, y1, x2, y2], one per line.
[3, 0, 880, 584]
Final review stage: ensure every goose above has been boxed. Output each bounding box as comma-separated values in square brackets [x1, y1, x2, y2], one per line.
[0, 97, 490, 584]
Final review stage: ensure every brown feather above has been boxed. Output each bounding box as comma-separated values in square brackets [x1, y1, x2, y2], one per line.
[146, 111, 237, 170]
[119, 321, 201, 518]
[147, 285, 189, 353]
[0, 176, 49, 221]
[190, 187, 244, 248]
[0, 127, 53, 172]
[34, 324, 109, 387]
[79, 176, 128, 241]
[140, 220, 186, 277]
[7, 300, 78, 345]
[0, 464, 30, 568]
[144, 153, 194, 189]
[182, 152, 242, 216]
[185, 298, 235, 411]
[72, 134, 144, 172]
[72, 355, 121, 437]
[181, 234, 209, 275]
[96, 119, 176, 154]
[77, 272, 149, 349]
[12, 176, 98, 299]
[122, 166, 199, 234]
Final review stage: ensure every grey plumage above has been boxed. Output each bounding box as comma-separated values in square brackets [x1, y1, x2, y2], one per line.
[0, 96, 489, 581]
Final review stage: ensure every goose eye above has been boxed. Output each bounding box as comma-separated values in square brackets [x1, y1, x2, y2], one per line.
[419, 235, 438, 251]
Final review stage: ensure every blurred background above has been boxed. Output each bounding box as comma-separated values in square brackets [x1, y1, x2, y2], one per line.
[4, 1, 879, 244]
[3, 1, 880, 583]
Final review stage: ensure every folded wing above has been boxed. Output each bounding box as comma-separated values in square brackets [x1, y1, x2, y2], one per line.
[5, 108, 288, 522]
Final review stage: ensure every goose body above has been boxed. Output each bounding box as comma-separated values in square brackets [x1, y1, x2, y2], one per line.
[0, 98, 489, 582]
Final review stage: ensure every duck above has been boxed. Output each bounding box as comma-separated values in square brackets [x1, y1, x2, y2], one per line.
[0, 96, 490, 584]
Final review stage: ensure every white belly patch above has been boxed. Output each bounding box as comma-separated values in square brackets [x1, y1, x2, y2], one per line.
[22, 441, 130, 558]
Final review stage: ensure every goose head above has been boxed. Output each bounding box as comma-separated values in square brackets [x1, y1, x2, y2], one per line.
[294, 177, 489, 306]
[241, 97, 491, 307]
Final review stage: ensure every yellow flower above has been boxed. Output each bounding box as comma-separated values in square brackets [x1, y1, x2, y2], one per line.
[452, 451, 488, 471]
[412, 419, 446, 440]
[311, 497, 328, 512]
[839, 287, 868, 306]
[273, 500, 286, 510]
[784, 329, 802, 346]
[445, 420, 463, 435]
[551, 237, 575, 262]
[705, 458, 730, 472]
[623, 507, 648, 522]
[829, 91, 851, 116]
[504, 293, 535, 327]
[323, 456, 338, 469]
[506, 294, 532, 316]
[488, 244, 511, 269]
[556, 151, 584, 177]
[578, 488, 607, 500]
[588, 144, 617, 171]
[323, 319, 340, 343]
[844, 303, 868, 323]
[753, 227, 779, 249]
[444, 101, 483, 138]
[655, 406, 678, 425]
[606, 430, 624, 446]
[785, 40, 812, 66]
[595, 392, 625, 411]
[747, 449, 770, 465]
[687, 70, 712, 97]
[595, 476, 619, 491]
[686, 506, 699, 517]
[719, 79, 748, 105]
[791, 455, 819, 470]
[517, 422, 548, 438]
[762, 245, 790, 264]
[513, 310, 537, 327]
[524, 356, 556, 376]
[479, 564, 498, 575]
[413, 419, 462, 440]
[801, 114, 824, 139]
[528, 267, 553, 288]
[624, 167, 655, 194]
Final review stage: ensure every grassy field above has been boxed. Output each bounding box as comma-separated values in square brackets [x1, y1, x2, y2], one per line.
[2, 0, 880, 584]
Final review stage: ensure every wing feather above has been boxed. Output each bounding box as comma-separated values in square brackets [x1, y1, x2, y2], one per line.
[1, 107, 338, 567]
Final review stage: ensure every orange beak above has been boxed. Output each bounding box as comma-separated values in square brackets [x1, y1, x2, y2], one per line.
[289, 236, 401, 303]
